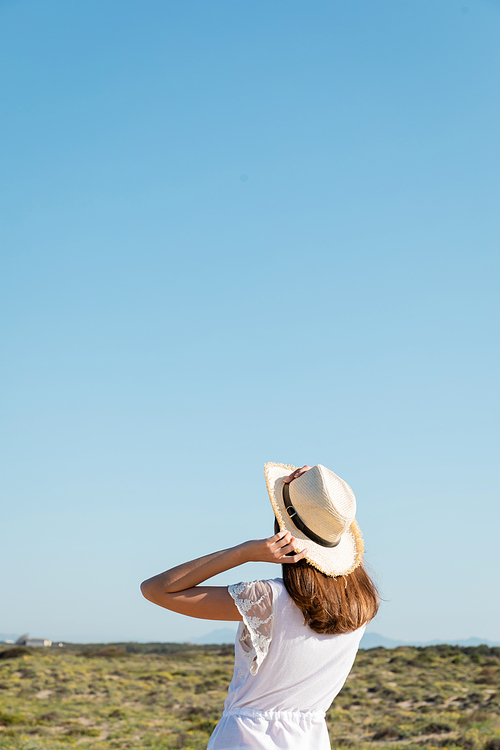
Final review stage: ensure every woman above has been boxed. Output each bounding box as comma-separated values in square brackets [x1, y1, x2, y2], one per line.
[141, 462, 379, 749]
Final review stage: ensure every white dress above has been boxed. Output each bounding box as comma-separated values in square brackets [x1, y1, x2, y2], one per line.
[207, 578, 366, 750]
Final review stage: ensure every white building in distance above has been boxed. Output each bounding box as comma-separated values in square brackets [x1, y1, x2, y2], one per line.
[15, 635, 52, 648]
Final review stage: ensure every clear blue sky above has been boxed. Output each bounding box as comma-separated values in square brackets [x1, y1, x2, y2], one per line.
[1, 0, 499, 644]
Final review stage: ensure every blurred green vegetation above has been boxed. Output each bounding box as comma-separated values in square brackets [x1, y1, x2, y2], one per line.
[0, 643, 498, 750]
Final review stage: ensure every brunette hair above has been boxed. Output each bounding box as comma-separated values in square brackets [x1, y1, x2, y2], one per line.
[275, 509, 378, 633]
[273, 521, 379, 634]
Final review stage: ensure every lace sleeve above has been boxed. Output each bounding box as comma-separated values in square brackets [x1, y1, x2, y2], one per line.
[228, 580, 275, 675]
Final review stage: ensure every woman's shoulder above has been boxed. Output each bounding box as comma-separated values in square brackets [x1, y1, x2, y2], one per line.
[227, 579, 281, 608]
[228, 579, 286, 615]
[266, 577, 286, 595]
[229, 578, 284, 594]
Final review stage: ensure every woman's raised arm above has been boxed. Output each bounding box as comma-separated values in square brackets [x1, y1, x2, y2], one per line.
[140, 530, 305, 621]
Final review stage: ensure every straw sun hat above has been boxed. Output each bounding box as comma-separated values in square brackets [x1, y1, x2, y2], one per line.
[264, 462, 364, 578]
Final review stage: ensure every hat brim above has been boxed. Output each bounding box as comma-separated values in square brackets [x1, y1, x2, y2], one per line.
[264, 462, 364, 578]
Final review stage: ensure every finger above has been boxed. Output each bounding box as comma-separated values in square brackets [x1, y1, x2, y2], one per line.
[273, 529, 291, 542]
[269, 530, 288, 547]
[282, 549, 307, 564]
[273, 532, 293, 549]
[278, 537, 303, 554]
[277, 541, 299, 556]
[271, 529, 288, 542]
[267, 531, 290, 554]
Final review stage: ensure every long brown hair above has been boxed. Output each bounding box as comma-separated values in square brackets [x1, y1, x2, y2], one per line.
[282, 557, 379, 635]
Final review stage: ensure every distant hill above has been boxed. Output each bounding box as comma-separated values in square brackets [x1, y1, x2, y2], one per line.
[188, 628, 238, 645]
[360, 632, 500, 649]
[3, 628, 497, 648]
[186, 628, 500, 648]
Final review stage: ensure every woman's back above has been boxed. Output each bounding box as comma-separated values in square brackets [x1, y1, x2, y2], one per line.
[141, 462, 377, 750]
[207, 579, 365, 749]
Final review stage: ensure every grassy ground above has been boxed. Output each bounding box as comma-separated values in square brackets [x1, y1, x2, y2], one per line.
[0, 643, 498, 750]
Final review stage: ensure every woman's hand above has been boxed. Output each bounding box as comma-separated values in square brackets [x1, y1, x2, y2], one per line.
[242, 530, 306, 564]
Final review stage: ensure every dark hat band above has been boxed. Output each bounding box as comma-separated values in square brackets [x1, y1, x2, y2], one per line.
[282, 482, 340, 549]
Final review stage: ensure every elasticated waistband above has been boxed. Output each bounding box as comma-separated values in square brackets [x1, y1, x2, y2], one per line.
[222, 707, 326, 722]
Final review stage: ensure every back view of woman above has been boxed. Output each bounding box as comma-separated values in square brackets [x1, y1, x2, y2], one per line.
[141, 462, 379, 749]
